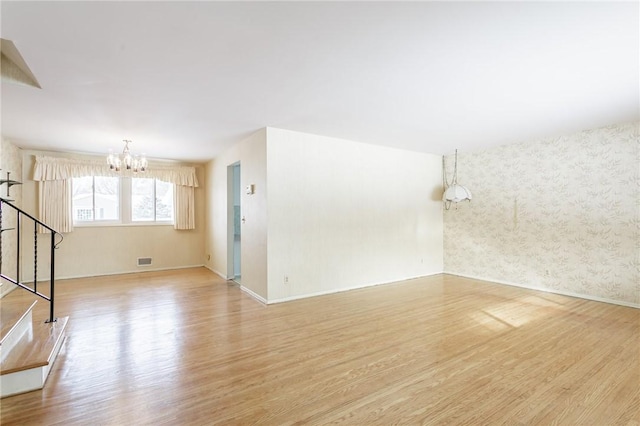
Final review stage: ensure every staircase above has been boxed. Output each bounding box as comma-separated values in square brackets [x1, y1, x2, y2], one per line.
[0, 197, 66, 397]
[0, 296, 68, 397]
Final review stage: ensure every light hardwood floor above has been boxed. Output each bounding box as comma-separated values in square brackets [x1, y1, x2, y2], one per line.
[1, 268, 638, 425]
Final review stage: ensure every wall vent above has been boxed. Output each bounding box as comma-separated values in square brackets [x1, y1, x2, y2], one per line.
[137, 257, 152, 267]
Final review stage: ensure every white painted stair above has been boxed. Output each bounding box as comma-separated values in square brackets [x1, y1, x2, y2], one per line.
[0, 296, 68, 398]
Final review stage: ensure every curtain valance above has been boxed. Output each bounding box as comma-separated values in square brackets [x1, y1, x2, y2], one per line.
[33, 156, 199, 187]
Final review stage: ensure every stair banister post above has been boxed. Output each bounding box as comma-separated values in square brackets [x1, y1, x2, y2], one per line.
[34, 220, 38, 293]
[47, 231, 56, 324]
[16, 211, 21, 283]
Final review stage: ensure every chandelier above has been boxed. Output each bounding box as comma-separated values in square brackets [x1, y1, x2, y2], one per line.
[107, 140, 147, 173]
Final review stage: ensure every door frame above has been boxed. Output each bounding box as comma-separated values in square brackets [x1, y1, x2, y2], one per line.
[226, 162, 241, 282]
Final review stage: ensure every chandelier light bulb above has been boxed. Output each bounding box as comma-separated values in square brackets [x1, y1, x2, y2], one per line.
[107, 140, 147, 173]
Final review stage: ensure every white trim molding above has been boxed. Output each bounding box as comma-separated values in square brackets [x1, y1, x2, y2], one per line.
[240, 286, 267, 305]
[267, 272, 443, 305]
[444, 271, 640, 310]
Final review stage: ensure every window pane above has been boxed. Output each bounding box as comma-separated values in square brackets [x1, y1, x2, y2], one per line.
[132, 178, 155, 221]
[72, 176, 172, 225]
[94, 176, 119, 220]
[72, 176, 94, 221]
[156, 180, 174, 221]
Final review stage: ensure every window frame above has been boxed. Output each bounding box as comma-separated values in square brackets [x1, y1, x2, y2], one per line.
[71, 175, 121, 225]
[72, 176, 174, 227]
[131, 177, 175, 224]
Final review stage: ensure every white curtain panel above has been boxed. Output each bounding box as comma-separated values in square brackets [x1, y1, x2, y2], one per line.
[174, 184, 195, 230]
[38, 179, 73, 233]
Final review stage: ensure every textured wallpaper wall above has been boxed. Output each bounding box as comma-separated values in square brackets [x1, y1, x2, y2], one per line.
[1, 139, 23, 297]
[444, 122, 639, 306]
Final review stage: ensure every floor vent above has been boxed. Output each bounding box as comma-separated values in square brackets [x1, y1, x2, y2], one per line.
[137, 257, 152, 267]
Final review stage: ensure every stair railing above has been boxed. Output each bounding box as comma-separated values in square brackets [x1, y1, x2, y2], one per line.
[0, 198, 63, 323]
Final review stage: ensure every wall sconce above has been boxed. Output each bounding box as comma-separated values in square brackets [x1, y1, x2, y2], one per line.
[443, 149, 472, 210]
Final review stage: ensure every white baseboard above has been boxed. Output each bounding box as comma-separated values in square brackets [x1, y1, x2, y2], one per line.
[267, 272, 443, 305]
[444, 271, 640, 309]
[203, 265, 228, 280]
[240, 285, 267, 305]
[50, 264, 206, 281]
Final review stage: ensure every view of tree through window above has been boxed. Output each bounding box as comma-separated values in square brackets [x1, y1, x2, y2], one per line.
[132, 178, 173, 222]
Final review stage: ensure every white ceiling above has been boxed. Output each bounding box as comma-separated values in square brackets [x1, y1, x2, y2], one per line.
[1, 1, 638, 163]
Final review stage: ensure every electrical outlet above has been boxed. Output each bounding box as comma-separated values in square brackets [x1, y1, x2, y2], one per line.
[284, 275, 289, 284]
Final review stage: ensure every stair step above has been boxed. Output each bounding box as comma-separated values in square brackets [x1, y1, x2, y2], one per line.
[0, 316, 68, 397]
[1, 286, 68, 397]
[1, 315, 68, 376]
[0, 297, 38, 345]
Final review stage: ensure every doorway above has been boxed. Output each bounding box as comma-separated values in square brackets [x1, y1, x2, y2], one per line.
[228, 162, 241, 283]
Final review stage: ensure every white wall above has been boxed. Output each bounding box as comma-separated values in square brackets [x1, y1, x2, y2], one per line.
[266, 128, 443, 302]
[19, 151, 206, 279]
[241, 130, 268, 299]
[444, 121, 639, 307]
[205, 145, 240, 278]
[205, 129, 268, 300]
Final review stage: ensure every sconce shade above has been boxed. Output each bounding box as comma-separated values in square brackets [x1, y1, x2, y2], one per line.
[443, 184, 472, 203]
[442, 149, 472, 210]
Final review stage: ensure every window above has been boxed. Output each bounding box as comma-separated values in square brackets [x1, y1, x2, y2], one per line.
[72, 176, 119, 222]
[132, 178, 174, 222]
[76, 209, 93, 221]
[72, 176, 173, 225]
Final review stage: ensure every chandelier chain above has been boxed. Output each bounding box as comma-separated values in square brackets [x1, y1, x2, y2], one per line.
[442, 149, 459, 189]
